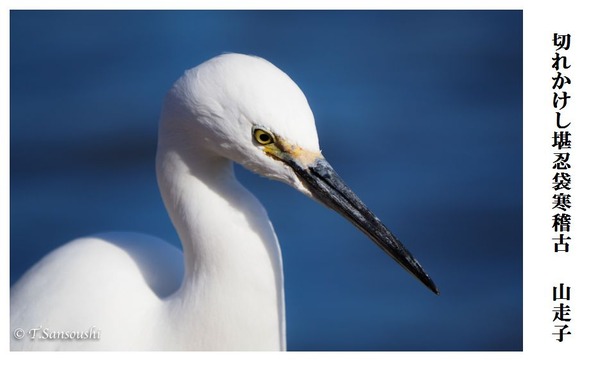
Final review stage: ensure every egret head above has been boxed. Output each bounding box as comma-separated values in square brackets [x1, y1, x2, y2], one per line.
[159, 53, 321, 195]
[159, 53, 439, 295]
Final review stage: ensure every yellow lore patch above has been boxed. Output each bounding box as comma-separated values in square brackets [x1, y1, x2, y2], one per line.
[263, 136, 322, 168]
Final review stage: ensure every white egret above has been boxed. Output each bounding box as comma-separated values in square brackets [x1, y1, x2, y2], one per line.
[10, 53, 438, 351]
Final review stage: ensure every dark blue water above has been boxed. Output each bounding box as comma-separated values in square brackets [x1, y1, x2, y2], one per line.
[10, 10, 523, 351]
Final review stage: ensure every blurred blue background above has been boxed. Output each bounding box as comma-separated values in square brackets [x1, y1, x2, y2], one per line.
[10, 10, 522, 351]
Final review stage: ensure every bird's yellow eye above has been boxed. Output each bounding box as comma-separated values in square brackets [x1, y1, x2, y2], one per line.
[253, 128, 274, 145]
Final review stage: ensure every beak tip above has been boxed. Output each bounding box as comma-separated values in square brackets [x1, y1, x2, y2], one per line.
[411, 271, 440, 295]
[429, 282, 441, 296]
[418, 272, 440, 295]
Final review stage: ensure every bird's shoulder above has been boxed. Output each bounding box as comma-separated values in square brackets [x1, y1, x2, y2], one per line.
[11, 232, 184, 311]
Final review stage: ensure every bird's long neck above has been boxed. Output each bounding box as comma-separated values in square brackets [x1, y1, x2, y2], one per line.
[156, 137, 285, 350]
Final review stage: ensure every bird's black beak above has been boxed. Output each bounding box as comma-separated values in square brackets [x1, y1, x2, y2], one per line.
[286, 156, 439, 295]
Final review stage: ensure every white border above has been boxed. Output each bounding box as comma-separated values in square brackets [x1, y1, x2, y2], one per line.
[2, 1, 599, 388]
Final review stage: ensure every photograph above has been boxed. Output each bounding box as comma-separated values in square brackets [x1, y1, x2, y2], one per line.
[10, 10, 522, 352]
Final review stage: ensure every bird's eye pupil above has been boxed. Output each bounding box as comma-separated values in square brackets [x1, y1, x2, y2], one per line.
[254, 128, 274, 145]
